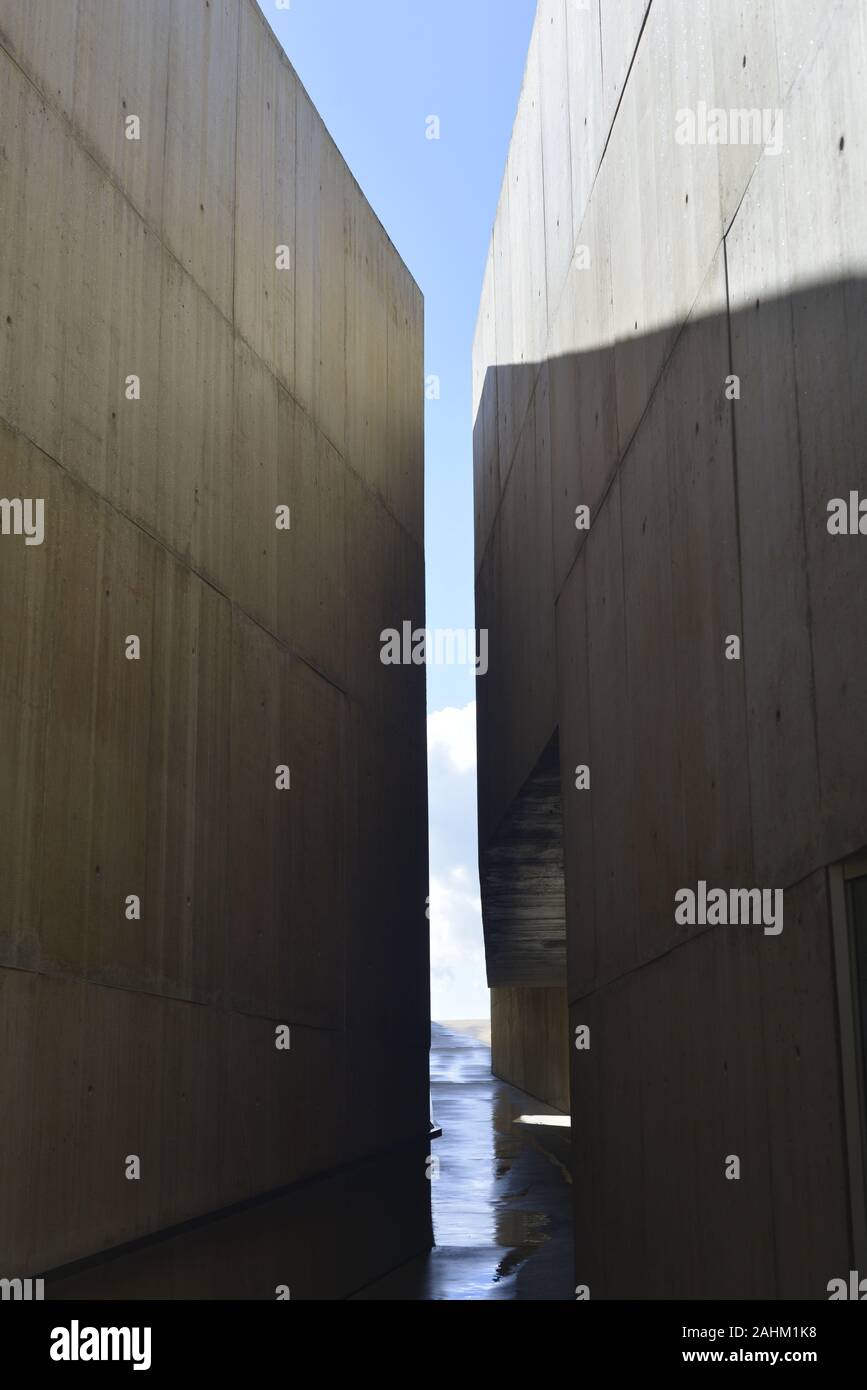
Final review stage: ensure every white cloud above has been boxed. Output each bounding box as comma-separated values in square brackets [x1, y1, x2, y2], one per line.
[427, 702, 477, 775]
[429, 866, 487, 1019]
[427, 701, 489, 1021]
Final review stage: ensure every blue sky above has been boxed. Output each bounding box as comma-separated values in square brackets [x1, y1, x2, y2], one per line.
[263, 0, 536, 1018]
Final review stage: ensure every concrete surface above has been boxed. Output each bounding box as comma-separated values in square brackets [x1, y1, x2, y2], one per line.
[474, 0, 867, 1297]
[480, 735, 566, 986]
[0, 0, 428, 1297]
[492, 987, 569, 1112]
[352, 1023, 573, 1300]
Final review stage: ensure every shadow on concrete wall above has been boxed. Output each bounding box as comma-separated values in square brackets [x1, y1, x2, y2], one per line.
[473, 272, 867, 1297]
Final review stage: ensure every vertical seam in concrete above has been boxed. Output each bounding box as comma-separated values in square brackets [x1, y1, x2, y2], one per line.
[721, 233, 756, 876]
[615, 473, 636, 965]
[756, 921, 781, 1295]
[787, 290, 824, 810]
[597, 0, 605, 115]
[36, 527, 61, 992]
[662, 327, 690, 894]
[488, 243, 500, 579]
[826, 867, 858, 1269]
[292, 79, 300, 427]
[723, 225, 780, 1292]
[155, 0, 170, 962]
[158, 0, 172, 234]
[145, 545, 159, 1006]
[536, 39, 549, 357]
[340, 170, 351, 1036]
[161, 1, 175, 254]
[583, 553, 598, 984]
[185, 585, 202, 986]
[230, 0, 242, 717]
[231, 0, 241, 334]
[84, 530, 105, 979]
[71, 0, 82, 128]
[561, 0, 575, 280]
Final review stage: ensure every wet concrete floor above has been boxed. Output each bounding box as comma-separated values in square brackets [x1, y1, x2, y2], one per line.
[354, 1021, 574, 1300]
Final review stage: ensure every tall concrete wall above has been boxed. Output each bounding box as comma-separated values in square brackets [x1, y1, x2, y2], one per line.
[0, 0, 428, 1297]
[474, 0, 867, 1297]
[491, 987, 569, 1112]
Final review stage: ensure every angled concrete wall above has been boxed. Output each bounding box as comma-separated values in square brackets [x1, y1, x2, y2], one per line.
[0, 0, 428, 1297]
[474, 0, 867, 1297]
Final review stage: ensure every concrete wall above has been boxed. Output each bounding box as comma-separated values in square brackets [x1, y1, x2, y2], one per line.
[0, 0, 429, 1297]
[474, 0, 867, 1297]
[491, 987, 569, 1112]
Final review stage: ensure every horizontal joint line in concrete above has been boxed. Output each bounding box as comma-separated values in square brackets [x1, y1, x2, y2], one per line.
[0, 32, 423, 556]
[551, 238, 728, 603]
[38, 1127, 433, 1287]
[0, 959, 346, 1035]
[0, 407, 358, 698]
[566, 859, 840, 1009]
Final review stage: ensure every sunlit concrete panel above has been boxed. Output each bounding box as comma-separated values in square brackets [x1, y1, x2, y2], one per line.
[73, 0, 172, 227]
[0, 0, 428, 1295]
[0, 0, 78, 118]
[234, 0, 297, 399]
[162, 0, 239, 320]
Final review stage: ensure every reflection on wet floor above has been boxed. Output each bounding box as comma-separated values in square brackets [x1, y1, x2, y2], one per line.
[353, 1021, 574, 1300]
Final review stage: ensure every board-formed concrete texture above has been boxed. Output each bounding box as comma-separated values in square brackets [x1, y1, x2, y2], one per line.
[491, 986, 569, 1113]
[0, 0, 429, 1297]
[474, 0, 867, 1297]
